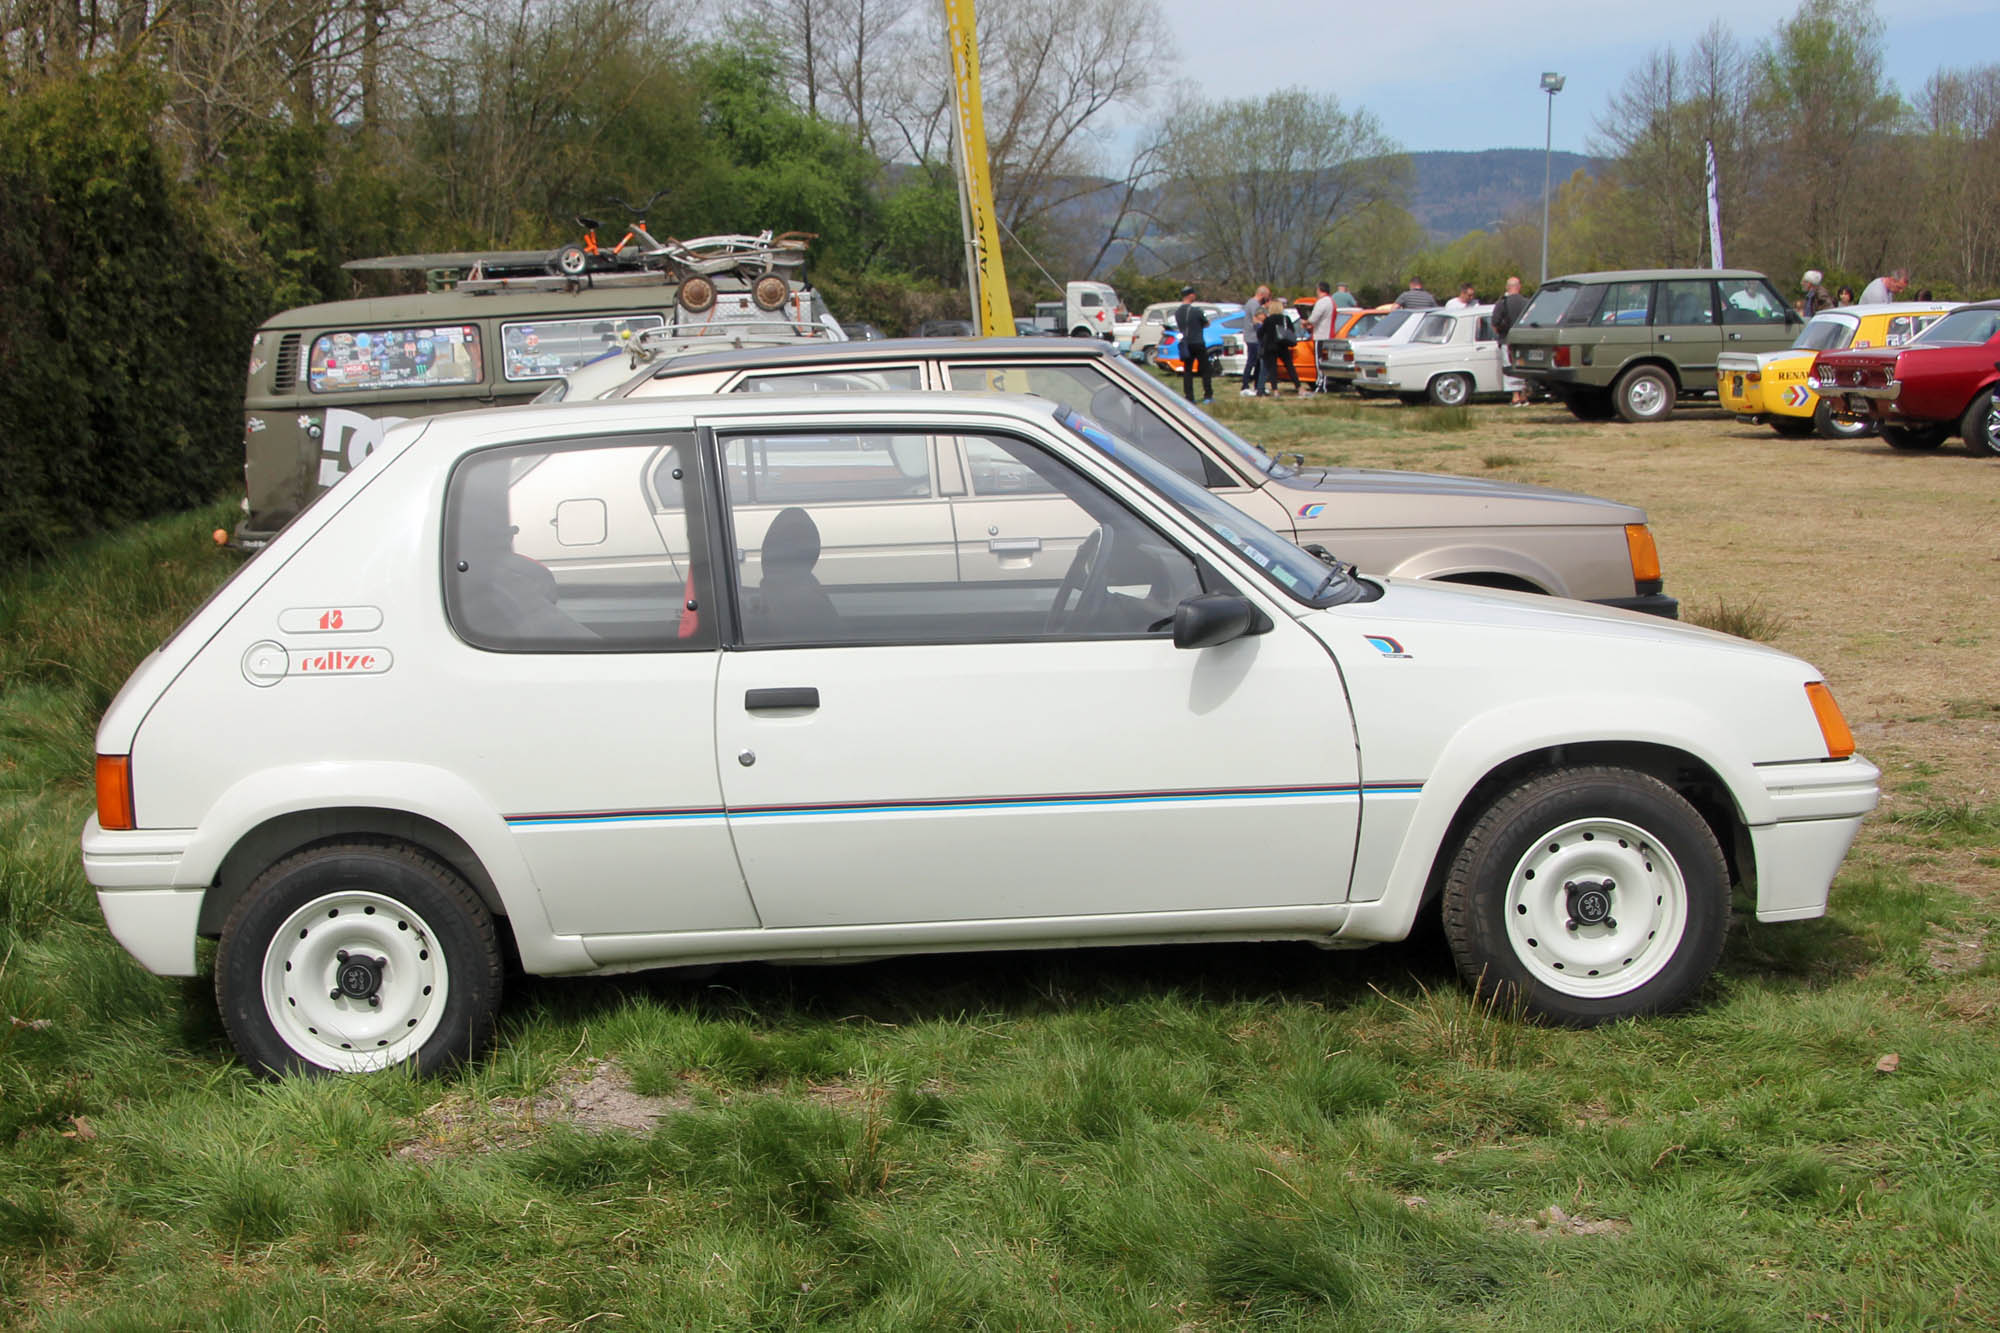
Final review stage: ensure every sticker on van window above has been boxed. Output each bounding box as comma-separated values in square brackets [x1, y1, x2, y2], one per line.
[316, 409, 411, 489]
[308, 325, 482, 393]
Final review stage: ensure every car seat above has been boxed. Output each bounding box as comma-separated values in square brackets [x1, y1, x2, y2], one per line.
[757, 507, 840, 640]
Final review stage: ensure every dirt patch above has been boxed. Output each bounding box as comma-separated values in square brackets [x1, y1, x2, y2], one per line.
[1490, 1204, 1631, 1238]
[396, 1060, 691, 1159]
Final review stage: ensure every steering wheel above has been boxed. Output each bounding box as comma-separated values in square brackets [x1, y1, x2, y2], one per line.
[1045, 524, 1115, 633]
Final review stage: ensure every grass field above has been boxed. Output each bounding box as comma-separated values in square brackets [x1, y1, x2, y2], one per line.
[1, 396, 1996, 1330]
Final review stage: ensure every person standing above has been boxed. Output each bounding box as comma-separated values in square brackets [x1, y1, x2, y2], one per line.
[1444, 282, 1477, 310]
[1858, 268, 1909, 304]
[1394, 278, 1438, 309]
[1257, 297, 1300, 396]
[1835, 285, 1857, 307]
[1332, 282, 1358, 308]
[1239, 283, 1270, 395]
[1801, 269, 1832, 317]
[1491, 275, 1530, 407]
[1173, 285, 1212, 404]
[1307, 281, 1336, 393]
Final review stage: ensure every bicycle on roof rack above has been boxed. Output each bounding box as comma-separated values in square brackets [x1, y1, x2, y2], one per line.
[549, 194, 816, 313]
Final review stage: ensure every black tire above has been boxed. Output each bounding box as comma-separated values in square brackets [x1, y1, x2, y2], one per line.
[1440, 767, 1729, 1026]
[1428, 372, 1473, 407]
[1880, 422, 1949, 451]
[751, 274, 790, 311]
[1812, 398, 1873, 441]
[1613, 365, 1676, 423]
[1769, 414, 1816, 438]
[1958, 390, 2000, 457]
[678, 275, 716, 313]
[1070, 326, 1094, 338]
[217, 840, 503, 1078]
[1561, 389, 1616, 421]
[554, 245, 590, 278]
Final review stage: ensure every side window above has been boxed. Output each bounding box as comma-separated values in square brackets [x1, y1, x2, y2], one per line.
[1475, 316, 1495, 342]
[1594, 282, 1652, 326]
[724, 433, 932, 503]
[946, 363, 1224, 488]
[721, 429, 1203, 647]
[1716, 279, 1785, 325]
[443, 432, 714, 653]
[500, 316, 665, 382]
[1885, 314, 1944, 346]
[1080, 291, 1102, 308]
[309, 325, 482, 393]
[733, 367, 924, 393]
[1655, 281, 1714, 327]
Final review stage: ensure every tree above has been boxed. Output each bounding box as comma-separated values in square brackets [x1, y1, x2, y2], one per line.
[1912, 65, 2000, 292]
[1158, 88, 1408, 290]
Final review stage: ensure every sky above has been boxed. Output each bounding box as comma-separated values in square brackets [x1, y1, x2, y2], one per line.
[1156, 0, 2000, 156]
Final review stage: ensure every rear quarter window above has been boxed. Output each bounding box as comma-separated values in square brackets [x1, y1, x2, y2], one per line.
[309, 326, 483, 393]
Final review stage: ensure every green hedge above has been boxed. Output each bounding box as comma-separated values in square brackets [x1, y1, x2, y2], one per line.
[0, 76, 259, 566]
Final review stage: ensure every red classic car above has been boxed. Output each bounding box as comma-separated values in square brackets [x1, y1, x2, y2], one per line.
[1808, 301, 2000, 455]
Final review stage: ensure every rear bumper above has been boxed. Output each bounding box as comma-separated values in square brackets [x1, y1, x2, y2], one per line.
[81, 817, 204, 976]
[1747, 755, 1882, 922]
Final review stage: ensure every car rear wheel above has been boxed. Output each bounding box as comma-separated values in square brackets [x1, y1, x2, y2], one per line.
[1958, 391, 2000, 457]
[1428, 372, 1473, 407]
[217, 840, 503, 1078]
[1613, 366, 1676, 423]
[1769, 415, 1816, 438]
[1812, 398, 1873, 441]
[1561, 389, 1616, 421]
[1440, 767, 1729, 1025]
[1880, 422, 1949, 451]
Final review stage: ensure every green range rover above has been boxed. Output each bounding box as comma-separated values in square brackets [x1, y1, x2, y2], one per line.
[1505, 269, 1802, 423]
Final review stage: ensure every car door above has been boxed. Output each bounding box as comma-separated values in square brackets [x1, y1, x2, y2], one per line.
[1715, 276, 1796, 361]
[1653, 279, 1721, 385]
[709, 420, 1361, 928]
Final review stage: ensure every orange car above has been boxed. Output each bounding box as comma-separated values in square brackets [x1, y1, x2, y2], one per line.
[1282, 300, 1379, 388]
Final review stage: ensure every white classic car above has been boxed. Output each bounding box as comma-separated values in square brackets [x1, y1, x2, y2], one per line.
[82, 393, 1877, 1076]
[1353, 305, 1511, 405]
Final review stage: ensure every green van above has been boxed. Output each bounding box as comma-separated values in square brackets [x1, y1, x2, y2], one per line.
[237, 280, 834, 546]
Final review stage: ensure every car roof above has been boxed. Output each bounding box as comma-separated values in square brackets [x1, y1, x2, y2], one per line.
[256, 282, 690, 330]
[643, 335, 1116, 379]
[1822, 301, 1962, 316]
[1542, 269, 1774, 284]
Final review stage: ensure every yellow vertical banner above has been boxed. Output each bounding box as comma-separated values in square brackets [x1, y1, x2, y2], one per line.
[942, 0, 1014, 336]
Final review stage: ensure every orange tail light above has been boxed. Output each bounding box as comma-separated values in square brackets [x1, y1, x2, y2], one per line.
[1623, 524, 1662, 584]
[96, 755, 135, 830]
[1804, 683, 1855, 759]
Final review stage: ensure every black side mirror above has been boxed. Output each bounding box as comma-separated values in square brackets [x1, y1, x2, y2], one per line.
[1173, 593, 1267, 649]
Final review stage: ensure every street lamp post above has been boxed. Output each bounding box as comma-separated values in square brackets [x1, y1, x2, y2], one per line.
[1540, 71, 1565, 286]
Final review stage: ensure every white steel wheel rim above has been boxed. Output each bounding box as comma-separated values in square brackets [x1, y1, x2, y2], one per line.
[1502, 816, 1689, 999]
[261, 890, 450, 1072]
[1626, 376, 1668, 417]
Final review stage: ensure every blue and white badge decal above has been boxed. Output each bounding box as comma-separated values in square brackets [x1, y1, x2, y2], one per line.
[1366, 634, 1411, 659]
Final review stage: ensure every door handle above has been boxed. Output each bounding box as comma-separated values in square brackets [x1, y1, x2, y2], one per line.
[988, 537, 1042, 556]
[746, 687, 819, 711]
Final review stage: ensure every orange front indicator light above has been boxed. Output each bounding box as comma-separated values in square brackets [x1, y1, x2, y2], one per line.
[1623, 524, 1662, 584]
[96, 755, 135, 830]
[1805, 683, 1855, 759]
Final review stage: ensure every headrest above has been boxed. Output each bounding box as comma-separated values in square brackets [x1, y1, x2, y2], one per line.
[762, 506, 821, 574]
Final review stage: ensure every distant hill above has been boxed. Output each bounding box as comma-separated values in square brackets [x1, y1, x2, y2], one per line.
[1408, 149, 1605, 240]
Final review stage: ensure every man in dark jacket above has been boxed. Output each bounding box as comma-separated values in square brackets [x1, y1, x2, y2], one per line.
[1492, 275, 1530, 406]
[1174, 285, 1212, 404]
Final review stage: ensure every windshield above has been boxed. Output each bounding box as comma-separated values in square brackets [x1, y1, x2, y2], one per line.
[1356, 309, 1415, 341]
[1517, 284, 1578, 328]
[1793, 315, 1857, 351]
[1105, 354, 1286, 477]
[1413, 313, 1455, 344]
[1910, 308, 2000, 346]
[1056, 408, 1361, 607]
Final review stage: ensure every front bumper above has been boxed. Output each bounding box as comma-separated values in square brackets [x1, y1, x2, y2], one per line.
[1746, 755, 1881, 922]
[1590, 591, 1680, 619]
[81, 817, 204, 975]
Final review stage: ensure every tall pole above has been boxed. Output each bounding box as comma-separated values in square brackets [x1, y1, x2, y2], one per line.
[1538, 72, 1564, 286]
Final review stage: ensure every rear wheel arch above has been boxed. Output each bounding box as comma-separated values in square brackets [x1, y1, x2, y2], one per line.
[201, 808, 509, 939]
[1433, 571, 1550, 596]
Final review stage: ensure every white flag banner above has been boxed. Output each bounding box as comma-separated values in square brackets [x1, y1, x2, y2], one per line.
[1705, 140, 1725, 269]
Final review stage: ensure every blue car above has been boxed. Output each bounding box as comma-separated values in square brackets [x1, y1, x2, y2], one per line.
[1154, 305, 1245, 372]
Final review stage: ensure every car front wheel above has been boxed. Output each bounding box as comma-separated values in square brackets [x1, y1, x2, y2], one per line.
[1958, 391, 2000, 458]
[217, 840, 503, 1078]
[1813, 398, 1873, 441]
[1441, 767, 1729, 1025]
[1613, 366, 1676, 423]
[1428, 372, 1473, 407]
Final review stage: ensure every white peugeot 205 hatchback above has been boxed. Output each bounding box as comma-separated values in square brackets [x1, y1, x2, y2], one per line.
[81, 393, 1878, 1077]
